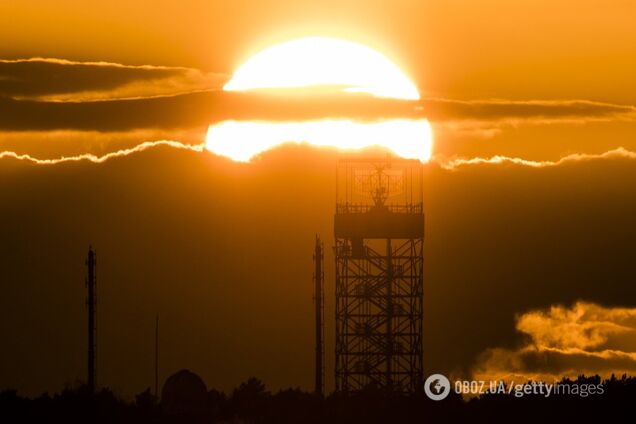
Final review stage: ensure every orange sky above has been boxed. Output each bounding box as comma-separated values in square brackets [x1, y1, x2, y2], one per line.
[1, 0, 634, 102]
[2, 0, 636, 397]
[2, 1, 635, 165]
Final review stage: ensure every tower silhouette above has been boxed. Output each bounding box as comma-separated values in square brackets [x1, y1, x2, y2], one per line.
[334, 158, 424, 392]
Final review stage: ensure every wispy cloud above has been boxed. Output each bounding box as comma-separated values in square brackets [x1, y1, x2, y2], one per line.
[440, 147, 636, 169]
[472, 302, 636, 383]
[0, 140, 203, 165]
[2, 138, 636, 169]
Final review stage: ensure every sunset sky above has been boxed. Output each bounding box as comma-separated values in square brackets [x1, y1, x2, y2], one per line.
[1, 0, 636, 397]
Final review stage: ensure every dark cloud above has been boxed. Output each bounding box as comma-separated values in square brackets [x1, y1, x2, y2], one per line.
[2, 91, 634, 133]
[0, 58, 224, 101]
[0, 92, 215, 131]
[0, 91, 423, 131]
[422, 98, 636, 123]
[0, 58, 633, 134]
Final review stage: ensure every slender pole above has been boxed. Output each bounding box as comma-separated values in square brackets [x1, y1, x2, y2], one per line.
[86, 246, 96, 394]
[314, 236, 324, 396]
[155, 315, 159, 398]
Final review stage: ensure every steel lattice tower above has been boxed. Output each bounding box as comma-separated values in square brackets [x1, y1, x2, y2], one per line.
[334, 158, 423, 393]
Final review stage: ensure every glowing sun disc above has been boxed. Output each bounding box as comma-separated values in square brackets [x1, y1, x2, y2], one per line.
[208, 37, 431, 162]
[224, 37, 420, 100]
[206, 119, 432, 162]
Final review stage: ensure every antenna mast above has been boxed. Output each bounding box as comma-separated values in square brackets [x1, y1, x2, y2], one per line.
[314, 236, 325, 396]
[86, 246, 97, 394]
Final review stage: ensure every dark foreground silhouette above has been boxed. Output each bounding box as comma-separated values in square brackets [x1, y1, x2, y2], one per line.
[2, 374, 635, 423]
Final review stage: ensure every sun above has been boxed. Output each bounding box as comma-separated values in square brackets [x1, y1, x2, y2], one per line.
[207, 37, 432, 162]
[206, 119, 433, 163]
[224, 37, 420, 101]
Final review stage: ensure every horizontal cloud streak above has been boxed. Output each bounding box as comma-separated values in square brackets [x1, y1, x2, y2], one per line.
[1, 57, 634, 133]
[0, 140, 203, 165]
[0, 91, 423, 131]
[0, 58, 225, 101]
[440, 147, 636, 169]
[423, 98, 636, 122]
[427, 99, 636, 141]
[2, 137, 636, 169]
[2, 92, 634, 133]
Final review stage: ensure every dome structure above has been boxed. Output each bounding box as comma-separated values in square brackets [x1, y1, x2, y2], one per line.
[161, 369, 208, 415]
